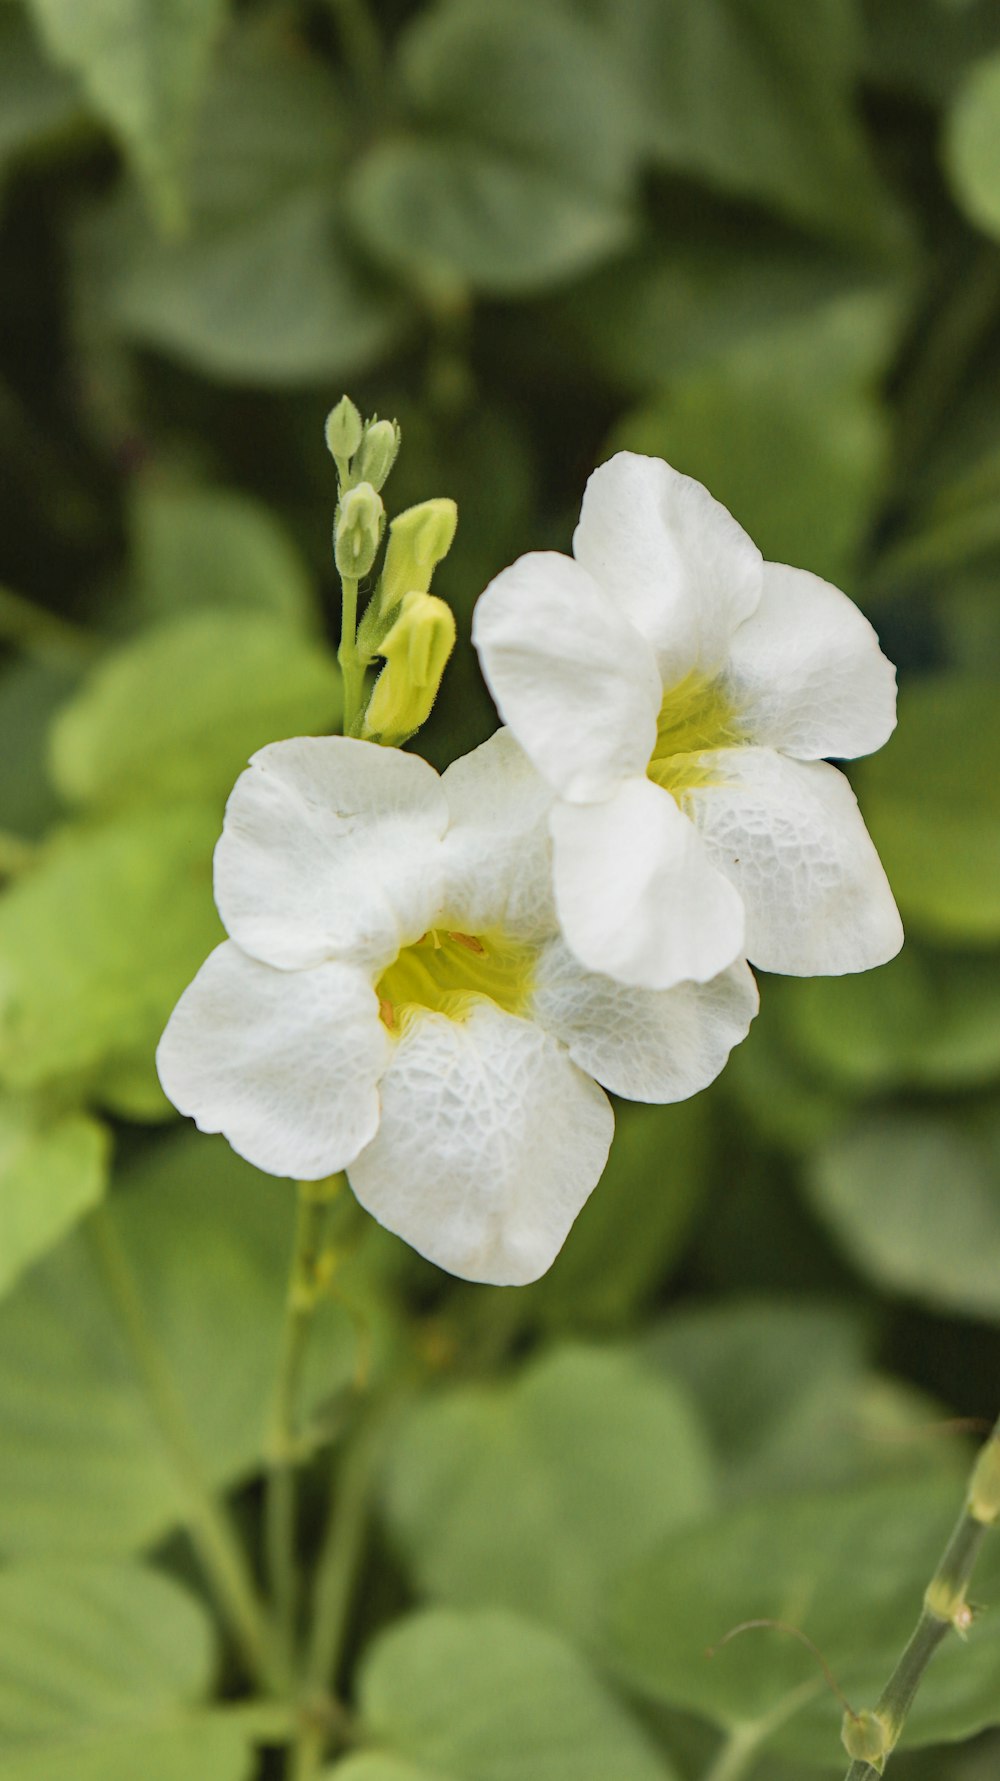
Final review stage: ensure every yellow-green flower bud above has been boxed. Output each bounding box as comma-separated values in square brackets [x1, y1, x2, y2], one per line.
[325, 395, 363, 464]
[841, 1708, 891, 1769]
[362, 590, 456, 745]
[969, 1434, 1000, 1525]
[334, 482, 384, 580]
[379, 498, 458, 613]
[354, 418, 401, 492]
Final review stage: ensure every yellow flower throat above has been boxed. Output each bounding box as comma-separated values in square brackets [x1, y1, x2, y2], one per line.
[646, 671, 741, 796]
[376, 928, 535, 1030]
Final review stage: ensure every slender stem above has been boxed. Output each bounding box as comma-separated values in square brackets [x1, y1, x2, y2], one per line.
[306, 1407, 385, 1695]
[337, 574, 366, 734]
[265, 1176, 344, 1668]
[842, 1413, 1000, 1779]
[87, 1204, 285, 1695]
[702, 1723, 764, 1781]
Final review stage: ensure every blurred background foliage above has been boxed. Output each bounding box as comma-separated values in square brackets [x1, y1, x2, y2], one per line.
[3, 1, 1000, 1778]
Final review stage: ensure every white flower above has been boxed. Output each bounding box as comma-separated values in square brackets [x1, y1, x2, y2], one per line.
[472, 451, 904, 992]
[156, 729, 757, 1285]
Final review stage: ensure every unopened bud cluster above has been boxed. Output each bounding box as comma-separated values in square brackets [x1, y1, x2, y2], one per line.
[325, 395, 458, 744]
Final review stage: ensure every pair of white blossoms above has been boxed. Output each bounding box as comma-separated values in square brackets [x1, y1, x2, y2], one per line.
[158, 454, 902, 1285]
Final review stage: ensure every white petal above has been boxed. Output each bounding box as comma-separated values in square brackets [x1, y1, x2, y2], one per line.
[534, 941, 758, 1101]
[550, 776, 745, 991]
[726, 561, 898, 760]
[214, 737, 448, 971]
[440, 728, 556, 941]
[573, 452, 763, 680]
[685, 748, 904, 975]
[156, 942, 389, 1179]
[347, 1003, 613, 1285]
[471, 550, 661, 803]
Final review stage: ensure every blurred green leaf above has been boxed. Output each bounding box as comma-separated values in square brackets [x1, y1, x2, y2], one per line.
[50, 612, 339, 810]
[350, 0, 636, 294]
[0, 802, 221, 1093]
[646, 1297, 967, 1500]
[0, 8, 82, 177]
[0, 655, 81, 838]
[331, 1608, 677, 1781]
[82, 30, 405, 381]
[131, 480, 319, 628]
[806, 1113, 1000, 1319]
[0, 1131, 375, 1557]
[547, 241, 882, 396]
[0, 1562, 253, 1780]
[611, 291, 896, 584]
[863, 0, 1000, 103]
[382, 1344, 712, 1640]
[522, 1099, 709, 1329]
[778, 947, 1000, 1092]
[25, 0, 228, 227]
[946, 52, 1000, 239]
[610, 1477, 1000, 1764]
[570, 0, 898, 245]
[0, 1095, 109, 1300]
[855, 676, 1000, 942]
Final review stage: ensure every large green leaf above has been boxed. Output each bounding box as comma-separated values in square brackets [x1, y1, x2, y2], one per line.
[130, 480, 319, 628]
[806, 1113, 1000, 1320]
[0, 1563, 252, 1779]
[350, 0, 636, 293]
[0, 803, 222, 1094]
[611, 290, 896, 585]
[50, 611, 339, 809]
[570, 0, 898, 244]
[0, 8, 82, 176]
[382, 1343, 712, 1640]
[84, 30, 404, 381]
[330, 1608, 676, 1781]
[0, 1094, 109, 1299]
[645, 1298, 967, 1501]
[25, 0, 228, 226]
[855, 676, 1000, 942]
[775, 946, 1000, 1092]
[946, 52, 1000, 239]
[0, 1130, 376, 1557]
[609, 1478, 1000, 1765]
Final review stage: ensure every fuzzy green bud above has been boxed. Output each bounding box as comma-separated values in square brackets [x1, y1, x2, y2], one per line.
[325, 395, 364, 464]
[841, 1708, 891, 1770]
[379, 498, 458, 613]
[354, 418, 401, 491]
[362, 590, 456, 745]
[334, 482, 384, 580]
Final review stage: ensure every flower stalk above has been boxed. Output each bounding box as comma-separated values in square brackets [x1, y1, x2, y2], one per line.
[265, 1174, 345, 1668]
[841, 1412, 1000, 1778]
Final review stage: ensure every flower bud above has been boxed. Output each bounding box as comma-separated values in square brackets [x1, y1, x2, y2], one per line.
[841, 1708, 892, 1769]
[354, 418, 401, 491]
[362, 590, 456, 745]
[969, 1434, 1000, 1525]
[379, 498, 458, 613]
[325, 395, 364, 464]
[334, 482, 384, 580]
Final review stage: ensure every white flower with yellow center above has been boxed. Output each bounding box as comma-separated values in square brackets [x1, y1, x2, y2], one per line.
[472, 451, 903, 992]
[156, 729, 757, 1285]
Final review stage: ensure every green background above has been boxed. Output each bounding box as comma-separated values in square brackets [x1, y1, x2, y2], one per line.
[2, 1, 1000, 1777]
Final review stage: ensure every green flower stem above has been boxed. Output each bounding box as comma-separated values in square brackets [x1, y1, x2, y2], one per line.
[265, 1176, 345, 1668]
[842, 1413, 1000, 1780]
[337, 574, 366, 735]
[87, 1204, 285, 1696]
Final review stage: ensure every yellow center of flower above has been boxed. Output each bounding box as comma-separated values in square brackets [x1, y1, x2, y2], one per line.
[375, 927, 536, 1030]
[646, 671, 741, 798]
